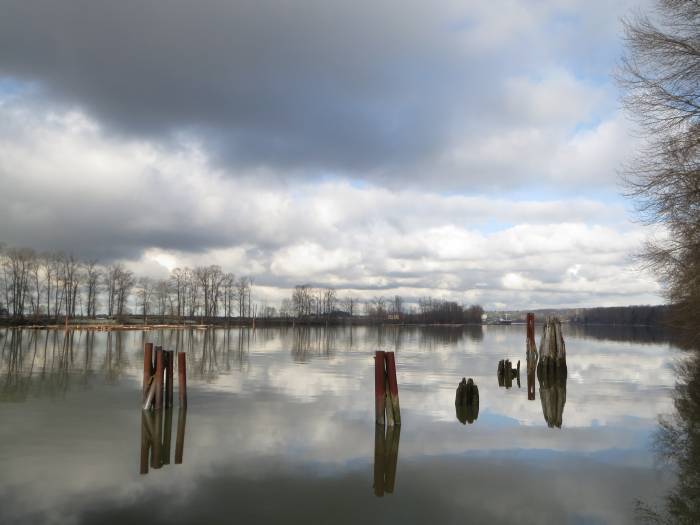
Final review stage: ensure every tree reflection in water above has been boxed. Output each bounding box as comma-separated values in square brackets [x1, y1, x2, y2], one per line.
[637, 347, 700, 524]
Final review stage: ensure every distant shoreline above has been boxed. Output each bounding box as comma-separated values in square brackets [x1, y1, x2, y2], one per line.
[0, 316, 670, 330]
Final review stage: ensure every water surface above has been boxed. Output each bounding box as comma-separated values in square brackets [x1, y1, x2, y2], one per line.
[0, 325, 689, 524]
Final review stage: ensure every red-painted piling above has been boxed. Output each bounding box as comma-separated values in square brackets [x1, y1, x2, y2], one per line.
[142, 343, 153, 402]
[155, 346, 164, 410]
[375, 351, 386, 426]
[165, 350, 174, 408]
[526, 312, 537, 400]
[385, 352, 401, 425]
[178, 351, 187, 408]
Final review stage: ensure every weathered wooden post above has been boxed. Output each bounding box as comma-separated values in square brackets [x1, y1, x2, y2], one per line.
[536, 316, 568, 427]
[155, 346, 164, 410]
[165, 350, 174, 408]
[536, 316, 567, 380]
[143, 342, 154, 402]
[375, 351, 386, 426]
[175, 407, 187, 464]
[178, 351, 187, 408]
[385, 352, 401, 425]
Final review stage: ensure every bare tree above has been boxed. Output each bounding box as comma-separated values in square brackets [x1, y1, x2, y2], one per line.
[170, 267, 187, 319]
[619, 1, 700, 331]
[84, 260, 101, 318]
[135, 277, 154, 322]
[341, 296, 356, 316]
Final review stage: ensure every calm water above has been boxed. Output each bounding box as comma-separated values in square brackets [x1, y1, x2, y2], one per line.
[0, 325, 694, 524]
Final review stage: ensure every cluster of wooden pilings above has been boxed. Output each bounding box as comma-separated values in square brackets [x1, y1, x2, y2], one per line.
[497, 359, 520, 388]
[140, 405, 187, 474]
[142, 343, 187, 411]
[374, 351, 401, 427]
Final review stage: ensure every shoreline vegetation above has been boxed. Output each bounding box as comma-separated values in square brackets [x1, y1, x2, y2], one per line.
[0, 303, 672, 330]
[0, 243, 672, 331]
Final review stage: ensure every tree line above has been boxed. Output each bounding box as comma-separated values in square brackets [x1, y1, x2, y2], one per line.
[282, 284, 484, 324]
[572, 305, 670, 326]
[0, 244, 254, 321]
[0, 246, 484, 324]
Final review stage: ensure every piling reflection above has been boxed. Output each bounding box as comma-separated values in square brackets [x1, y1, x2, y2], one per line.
[140, 407, 188, 474]
[538, 362, 567, 428]
[455, 377, 479, 424]
[373, 423, 401, 497]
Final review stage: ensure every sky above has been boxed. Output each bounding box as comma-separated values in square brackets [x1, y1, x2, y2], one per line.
[0, 0, 663, 310]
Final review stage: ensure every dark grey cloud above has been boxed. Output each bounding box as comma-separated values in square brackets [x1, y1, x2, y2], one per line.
[0, 0, 631, 184]
[0, 0, 471, 174]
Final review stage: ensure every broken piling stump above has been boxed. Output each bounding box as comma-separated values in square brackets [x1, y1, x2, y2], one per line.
[536, 317, 567, 384]
[536, 317, 568, 427]
[497, 359, 520, 389]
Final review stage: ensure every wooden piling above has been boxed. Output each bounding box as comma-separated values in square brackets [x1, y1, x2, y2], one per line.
[143, 342, 153, 402]
[155, 346, 164, 410]
[142, 379, 156, 410]
[385, 352, 401, 425]
[526, 313, 538, 400]
[178, 351, 187, 408]
[384, 375, 394, 427]
[375, 351, 386, 426]
[165, 350, 174, 408]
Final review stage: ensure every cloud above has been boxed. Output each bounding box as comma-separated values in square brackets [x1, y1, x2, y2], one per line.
[0, 102, 660, 308]
[0, 0, 640, 189]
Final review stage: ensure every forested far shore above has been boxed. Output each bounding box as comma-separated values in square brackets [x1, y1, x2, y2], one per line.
[0, 244, 676, 329]
[0, 244, 483, 325]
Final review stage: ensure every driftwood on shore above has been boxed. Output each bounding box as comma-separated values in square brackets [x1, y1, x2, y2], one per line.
[455, 377, 479, 424]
